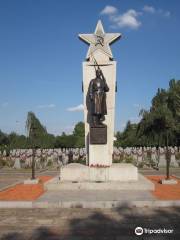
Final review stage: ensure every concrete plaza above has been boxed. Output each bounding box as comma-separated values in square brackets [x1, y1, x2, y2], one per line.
[0, 207, 180, 239]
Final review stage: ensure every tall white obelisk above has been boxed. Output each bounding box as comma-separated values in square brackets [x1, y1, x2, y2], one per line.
[79, 20, 121, 167]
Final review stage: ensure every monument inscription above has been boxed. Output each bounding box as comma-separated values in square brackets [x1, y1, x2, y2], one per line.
[90, 125, 107, 144]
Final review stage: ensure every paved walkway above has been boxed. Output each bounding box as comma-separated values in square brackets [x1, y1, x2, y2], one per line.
[140, 168, 180, 177]
[0, 174, 25, 190]
[0, 207, 180, 239]
[0, 170, 58, 190]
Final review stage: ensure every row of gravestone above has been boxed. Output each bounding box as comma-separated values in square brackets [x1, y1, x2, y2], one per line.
[0, 146, 180, 169]
[0, 148, 86, 169]
[113, 146, 180, 167]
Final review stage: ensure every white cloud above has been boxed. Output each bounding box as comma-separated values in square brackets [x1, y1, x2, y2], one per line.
[111, 9, 141, 29]
[100, 5, 170, 30]
[67, 104, 84, 112]
[1, 102, 8, 108]
[100, 5, 118, 15]
[143, 5, 171, 17]
[37, 104, 56, 109]
[100, 6, 142, 30]
[143, 5, 155, 14]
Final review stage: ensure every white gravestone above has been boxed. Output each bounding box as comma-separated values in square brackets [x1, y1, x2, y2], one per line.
[137, 148, 143, 163]
[158, 147, 166, 167]
[169, 147, 178, 167]
[151, 147, 158, 163]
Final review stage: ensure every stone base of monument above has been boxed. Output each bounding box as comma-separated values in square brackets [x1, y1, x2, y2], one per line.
[45, 163, 154, 191]
[60, 163, 138, 182]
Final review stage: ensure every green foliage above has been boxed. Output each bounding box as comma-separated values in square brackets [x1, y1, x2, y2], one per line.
[73, 122, 85, 148]
[73, 122, 85, 137]
[26, 111, 47, 148]
[115, 122, 141, 147]
[124, 155, 134, 163]
[54, 122, 85, 148]
[8, 133, 28, 149]
[40, 134, 55, 149]
[74, 158, 86, 165]
[0, 130, 9, 148]
[115, 79, 180, 147]
[138, 162, 144, 169]
[55, 134, 77, 148]
[113, 158, 123, 163]
[0, 159, 7, 167]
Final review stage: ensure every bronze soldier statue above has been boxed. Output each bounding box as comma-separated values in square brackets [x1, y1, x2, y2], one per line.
[89, 68, 109, 127]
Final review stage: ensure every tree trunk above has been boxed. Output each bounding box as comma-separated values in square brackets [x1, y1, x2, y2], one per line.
[166, 131, 170, 180]
[31, 148, 35, 180]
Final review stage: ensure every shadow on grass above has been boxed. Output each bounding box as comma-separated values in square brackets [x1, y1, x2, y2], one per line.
[1, 204, 180, 240]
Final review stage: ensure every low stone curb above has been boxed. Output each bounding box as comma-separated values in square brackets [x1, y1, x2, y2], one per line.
[0, 200, 180, 208]
[0, 201, 32, 208]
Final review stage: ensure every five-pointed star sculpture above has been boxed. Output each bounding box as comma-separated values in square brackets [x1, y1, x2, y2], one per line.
[79, 20, 121, 59]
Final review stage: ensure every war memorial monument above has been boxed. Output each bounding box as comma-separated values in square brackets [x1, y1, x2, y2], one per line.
[46, 20, 153, 191]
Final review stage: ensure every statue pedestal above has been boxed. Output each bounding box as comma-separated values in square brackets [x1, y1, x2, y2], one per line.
[89, 144, 110, 166]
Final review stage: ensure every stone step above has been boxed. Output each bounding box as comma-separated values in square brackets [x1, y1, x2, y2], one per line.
[45, 174, 154, 191]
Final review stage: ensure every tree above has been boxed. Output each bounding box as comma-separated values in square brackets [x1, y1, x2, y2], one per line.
[55, 135, 76, 148]
[0, 130, 9, 147]
[114, 122, 139, 147]
[26, 111, 47, 146]
[73, 122, 85, 137]
[73, 122, 85, 147]
[8, 132, 28, 149]
[168, 79, 180, 145]
[168, 79, 180, 119]
[26, 111, 47, 179]
[116, 79, 180, 147]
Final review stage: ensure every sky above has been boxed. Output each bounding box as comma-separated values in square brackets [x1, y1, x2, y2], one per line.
[0, 0, 180, 136]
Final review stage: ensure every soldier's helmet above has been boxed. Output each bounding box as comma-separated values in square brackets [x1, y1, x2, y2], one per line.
[96, 69, 102, 77]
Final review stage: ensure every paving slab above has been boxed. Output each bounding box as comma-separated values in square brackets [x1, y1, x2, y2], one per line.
[0, 207, 180, 239]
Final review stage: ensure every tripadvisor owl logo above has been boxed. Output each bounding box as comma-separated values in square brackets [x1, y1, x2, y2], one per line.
[135, 227, 143, 236]
[134, 226, 174, 235]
